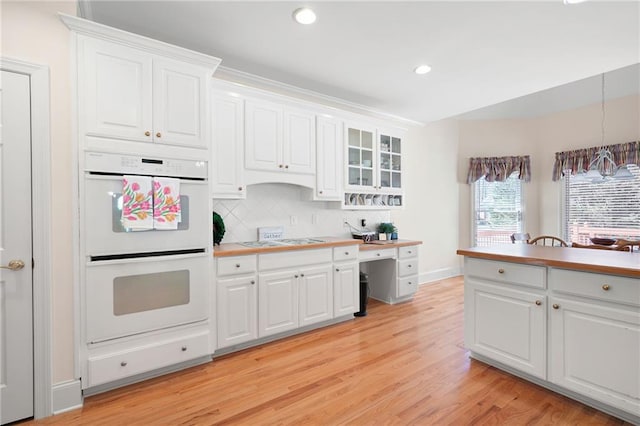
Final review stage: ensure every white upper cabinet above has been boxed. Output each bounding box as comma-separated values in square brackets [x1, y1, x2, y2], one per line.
[211, 91, 245, 198]
[315, 116, 343, 200]
[377, 129, 403, 194]
[345, 123, 377, 191]
[75, 26, 218, 150]
[245, 99, 315, 175]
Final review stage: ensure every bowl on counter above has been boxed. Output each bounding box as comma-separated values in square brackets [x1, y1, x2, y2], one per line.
[589, 237, 616, 246]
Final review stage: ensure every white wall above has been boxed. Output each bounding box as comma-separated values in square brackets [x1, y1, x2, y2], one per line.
[458, 94, 640, 247]
[391, 120, 462, 282]
[1, 1, 77, 383]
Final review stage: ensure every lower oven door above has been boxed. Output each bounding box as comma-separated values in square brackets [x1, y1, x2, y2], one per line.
[84, 174, 209, 256]
[85, 253, 209, 343]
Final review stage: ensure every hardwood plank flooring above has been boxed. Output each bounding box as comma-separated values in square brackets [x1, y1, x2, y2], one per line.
[28, 277, 631, 425]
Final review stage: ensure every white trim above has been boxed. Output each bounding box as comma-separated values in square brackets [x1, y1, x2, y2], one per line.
[59, 14, 221, 70]
[52, 380, 82, 415]
[214, 66, 424, 128]
[0, 57, 53, 419]
[76, 0, 93, 21]
[419, 267, 462, 285]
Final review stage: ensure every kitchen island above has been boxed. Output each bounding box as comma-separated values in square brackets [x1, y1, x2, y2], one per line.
[457, 245, 640, 423]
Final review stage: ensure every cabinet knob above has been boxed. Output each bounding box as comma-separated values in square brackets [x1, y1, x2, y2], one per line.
[345, 252, 349, 255]
[250, 280, 255, 285]
[238, 186, 243, 191]
[498, 268, 505, 274]
[376, 253, 381, 256]
[535, 300, 542, 306]
[408, 251, 412, 254]
[319, 190, 323, 194]
[294, 274, 299, 278]
[279, 164, 284, 168]
[235, 264, 240, 268]
[120, 361, 127, 367]
[300, 273, 305, 277]
[336, 268, 340, 272]
[285, 165, 289, 169]
[144, 131, 151, 136]
[602, 284, 610, 291]
[181, 346, 187, 352]
[408, 281, 413, 285]
[408, 264, 412, 268]
[156, 132, 162, 138]
[552, 304, 560, 310]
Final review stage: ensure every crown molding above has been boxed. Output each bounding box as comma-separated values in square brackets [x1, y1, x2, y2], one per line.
[59, 13, 221, 71]
[215, 66, 424, 127]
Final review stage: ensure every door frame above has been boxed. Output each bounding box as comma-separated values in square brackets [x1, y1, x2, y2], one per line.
[1, 57, 53, 419]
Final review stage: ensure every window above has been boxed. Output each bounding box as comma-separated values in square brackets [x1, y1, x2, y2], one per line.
[473, 173, 524, 246]
[563, 164, 640, 244]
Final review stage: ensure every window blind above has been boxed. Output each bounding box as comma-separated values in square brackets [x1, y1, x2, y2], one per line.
[474, 173, 523, 246]
[564, 164, 640, 243]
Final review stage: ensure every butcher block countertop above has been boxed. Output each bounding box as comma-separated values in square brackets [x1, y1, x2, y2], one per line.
[457, 245, 640, 278]
[214, 238, 423, 257]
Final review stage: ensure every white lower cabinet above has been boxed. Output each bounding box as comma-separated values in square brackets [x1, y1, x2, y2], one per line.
[333, 262, 359, 316]
[217, 275, 257, 348]
[464, 280, 546, 379]
[299, 265, 334, 327]
[258, 269, 300, 337]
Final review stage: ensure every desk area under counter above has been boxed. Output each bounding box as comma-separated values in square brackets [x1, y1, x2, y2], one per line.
[212, 238, 423, 354]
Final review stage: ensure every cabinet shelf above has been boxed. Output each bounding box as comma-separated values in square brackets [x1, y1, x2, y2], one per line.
[342, 192, 403, 210]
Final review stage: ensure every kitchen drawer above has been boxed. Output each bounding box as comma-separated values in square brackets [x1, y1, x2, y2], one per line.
[398, 258, 418, 277]
[550, 268, 640, 307]
[359, 248, 396, 262]
[259, 248, 332, 271]
[398, 275, 419, 298]
[217, 255, 257, 277]
[399, 245, 418, 259]
[465, 257, 546, 289]
[333, 245, 359, 262]
[86, 331, 210, 388]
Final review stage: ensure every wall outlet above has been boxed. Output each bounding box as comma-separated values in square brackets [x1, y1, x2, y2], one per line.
[360, 219, 367, 228]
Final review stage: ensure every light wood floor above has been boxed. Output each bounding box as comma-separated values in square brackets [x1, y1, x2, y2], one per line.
[30, 276, 630, 425]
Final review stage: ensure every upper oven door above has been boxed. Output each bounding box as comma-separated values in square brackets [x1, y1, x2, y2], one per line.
[84, 174, 209, 256]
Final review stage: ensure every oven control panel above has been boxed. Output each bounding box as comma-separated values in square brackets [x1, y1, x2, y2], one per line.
[84, 152, 208, 179]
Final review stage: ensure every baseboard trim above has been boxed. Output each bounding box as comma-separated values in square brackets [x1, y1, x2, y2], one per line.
[52, 380, 83, 415]
[420, 267, 462, 285]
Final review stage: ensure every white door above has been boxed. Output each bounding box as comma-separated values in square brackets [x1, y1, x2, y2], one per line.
[549, 297, 640, 415]
[464, 280, 546, 379]
[153, 58, 207, 147]
[0, 70, 34, 424]
[283, 108, 315, 175]
[211, 92, 245, 198]
[244, 99, 283, 172]
[334, 262, 359, 316]
[80, 36, 153, 142]
[299, 264, 333, 327]
[258, 269, 298, 337]
[217, 275, 257, 349]
[315, 116, 343, 200]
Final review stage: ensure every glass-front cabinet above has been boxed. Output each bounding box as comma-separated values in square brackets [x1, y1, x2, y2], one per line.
[378, 132, 402, 191]
[347, 125, 375, 189]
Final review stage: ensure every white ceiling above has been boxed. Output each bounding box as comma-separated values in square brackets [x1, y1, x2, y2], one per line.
[82, 1, 640, 124]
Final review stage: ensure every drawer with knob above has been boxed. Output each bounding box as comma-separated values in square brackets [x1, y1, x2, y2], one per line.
[398, 275, 419, 297]
[359, 247, 396, 262]
[399, 245, 418, 259]
[333, 245, 359, 262]
[217, 255, 257, 277]
[465, 258, 546, 289]
[398, 259, 417, 277]
[549, 268, 640, 307]
[86, 331, 210, 388]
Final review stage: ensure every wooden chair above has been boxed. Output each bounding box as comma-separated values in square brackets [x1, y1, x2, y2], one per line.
[613, 239, 640, 252]
[571, 242, 631, 252]
[528, 235, 568, 247]
[510, 233, 530, 244]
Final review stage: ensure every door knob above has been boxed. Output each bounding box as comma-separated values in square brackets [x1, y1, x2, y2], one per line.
[1, 260, 25, 271]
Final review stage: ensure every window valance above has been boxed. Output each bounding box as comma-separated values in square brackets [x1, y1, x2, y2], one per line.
[552, 141, 639, 181]
[466, 155, 531, 184]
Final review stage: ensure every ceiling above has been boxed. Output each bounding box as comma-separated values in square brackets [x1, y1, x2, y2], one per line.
[82, 1, 640, 125]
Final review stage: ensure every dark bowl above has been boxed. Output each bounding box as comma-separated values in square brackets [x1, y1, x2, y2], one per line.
[590, 237, 616, 246]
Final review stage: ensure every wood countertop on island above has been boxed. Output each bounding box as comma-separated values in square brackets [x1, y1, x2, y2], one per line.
[457, 245, 640, 278]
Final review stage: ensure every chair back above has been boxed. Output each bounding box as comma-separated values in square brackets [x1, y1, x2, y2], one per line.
[613, 239, 640, 252]
[528, 235, 568, 247]
[510, 233, 530, 244]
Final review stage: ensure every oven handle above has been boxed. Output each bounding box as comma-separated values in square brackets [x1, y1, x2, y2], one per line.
[89, 248, 207, 263]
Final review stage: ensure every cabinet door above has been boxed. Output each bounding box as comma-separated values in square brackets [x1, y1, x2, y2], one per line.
[217, 276, 257, 349]
[464, 280, 546, 379]
[153, 58, 208, 147]
[316, 116, 343, 200]
[258, 269, 298, 337]
[549, 297, 640, 415]
[283, 108, 315, 175]
[80, 36, 152, 142]
[211, 92, 245, 198]
[345, 123, 377, 190]
[245, 99, 283, 172]
[334, 262, 359, 317]
[299, 264, 333, 327]
[378, 130, 402, 193]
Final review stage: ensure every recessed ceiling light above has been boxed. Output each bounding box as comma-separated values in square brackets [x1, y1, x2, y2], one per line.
[293, 8, 316, 25]
[563, 0, 587, 4]
[414, 65, 432, 75]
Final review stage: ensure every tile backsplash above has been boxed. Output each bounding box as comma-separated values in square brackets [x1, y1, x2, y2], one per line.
[213, 183, 391, 243]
